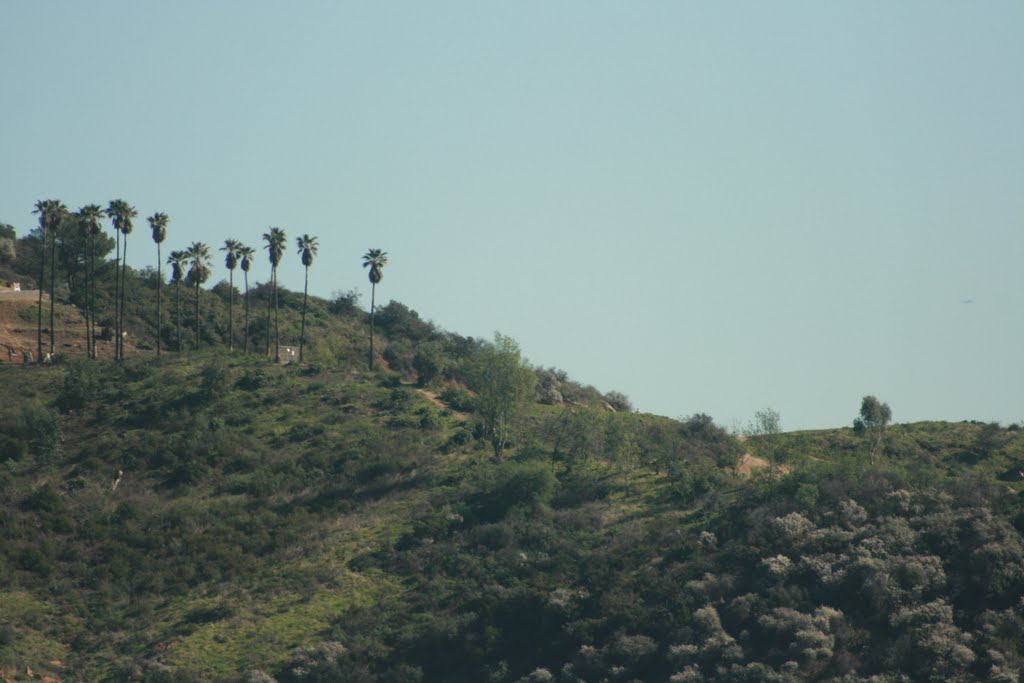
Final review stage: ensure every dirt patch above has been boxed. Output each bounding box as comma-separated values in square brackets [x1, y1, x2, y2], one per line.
[735, 452, 790, 477]
[0, 299, 118, 363]
[415, 388, 468, 420]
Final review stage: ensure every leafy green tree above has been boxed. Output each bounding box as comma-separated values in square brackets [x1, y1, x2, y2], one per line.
[220, 239, 242, 351]
[167, 249, 188, 351]
[465, 332, 538, 460]
[32, 199, 66, 360]
[263, 227, 286, 362]
[853, 395, 891, 462]
[185, 242, 212, 349]
[362, 248, 387, 370]
[148, 212, 169, 355]
[106, 199, 137, 360]
[296, 234, 318, 363]
[238, 244, 255, 353]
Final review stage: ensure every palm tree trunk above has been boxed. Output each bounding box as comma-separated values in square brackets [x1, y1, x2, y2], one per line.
[88, 235, 95, 359]
[156, 244, 162, 356]
[175, 282, 181, 352]
[227, 270, 234, 351]
[37, 227, 45, 363]
[299, 267, 308, 363]
[49, 226, 56, 355]
[114, 231, 121, 360]
[243, 272, 250, 353]
[368, 282, 376, 370]
[119, 236, 128, 359]
[194, 281, 201, 349]
[265, 277, 272, 357]
[83, 245, 90, 360]
[273, 269, 280, 363]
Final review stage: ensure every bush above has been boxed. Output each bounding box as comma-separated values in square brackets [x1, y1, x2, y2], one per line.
[413, 341, 446, 387]
[0, 400, 60, 462]
[440, 387, 475, 412]
[469, 460, 556, 523]
[56, 359, 101, 412]
[603, 390, 633, 412]
[329, 289, 361, 316]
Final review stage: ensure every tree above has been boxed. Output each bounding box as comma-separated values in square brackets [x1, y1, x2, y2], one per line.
[107, 199, 137, 360]
[362, 248, 388, 370]
[149, 212, 169, 355]
[238, 244, 255, 353]
[76, 204, 104, 359]
[853, 395, 891, 462]
[185, 242, 212, 349]
[220, 239, 242, 351]
[32, 199, 66, 361]
[167, 250, 188, 351]
[262, 227, 286, 362]
[295, 234, 318, 363]
[464, 332, 538, 460]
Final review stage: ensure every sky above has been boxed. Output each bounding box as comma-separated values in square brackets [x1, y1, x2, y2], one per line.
[2, 2, 1022, 431]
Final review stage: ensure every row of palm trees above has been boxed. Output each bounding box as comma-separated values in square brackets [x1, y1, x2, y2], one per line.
[31, 199, 388, 367]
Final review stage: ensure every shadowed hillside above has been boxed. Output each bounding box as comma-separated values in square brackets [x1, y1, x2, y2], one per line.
[2, 320, 1024, 682]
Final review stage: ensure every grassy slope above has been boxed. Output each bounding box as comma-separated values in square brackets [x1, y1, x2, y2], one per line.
[1, 304, 1023, 680]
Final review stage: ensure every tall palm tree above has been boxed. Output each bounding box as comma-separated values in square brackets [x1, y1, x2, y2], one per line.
[47, 203, 65, 357]
[296, 234, 318, 363]
[220, 239, 242, 351]
[149, 213, 169, 355]
[238, 244, 255, 353]
[32, 199, 66, 362]
[77, 205, 104, 359]
[362, 248, 388, 370]
[168, 250, 188, 351]
[107, 199, 137, 360]
[185, 242, 212, 349]
[262, 227, 286, 362]
[106, 201, 123, 358]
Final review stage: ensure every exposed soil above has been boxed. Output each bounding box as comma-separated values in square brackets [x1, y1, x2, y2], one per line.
[0, 295, 119, 364]
[735, 452, 791, 477]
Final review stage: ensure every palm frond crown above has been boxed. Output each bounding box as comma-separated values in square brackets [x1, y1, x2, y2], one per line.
[263, 227, 286, 267]
[297, 234, 319, 268]
[149, 213, 169, 243]
[362, 248, 388, 284]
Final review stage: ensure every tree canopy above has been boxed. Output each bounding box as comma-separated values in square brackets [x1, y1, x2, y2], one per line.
[464, 332, 538, 460]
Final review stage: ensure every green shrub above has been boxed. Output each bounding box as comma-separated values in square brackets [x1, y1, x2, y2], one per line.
[56, 359, 101, 412]
[468, 460, 556, 523]
[440, 387, 475, 412]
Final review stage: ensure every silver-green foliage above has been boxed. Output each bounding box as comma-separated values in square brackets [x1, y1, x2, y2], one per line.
[464, 332, 537, 460]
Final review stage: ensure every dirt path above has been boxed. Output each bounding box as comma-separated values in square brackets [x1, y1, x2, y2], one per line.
[415, 388, 469, 420]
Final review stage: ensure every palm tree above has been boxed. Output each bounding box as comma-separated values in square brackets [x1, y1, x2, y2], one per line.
[149, 213, 169, 355]
[185, 242, 212, 349]
[238, 244, 255, 353]
[77, 204, 104, 359]
[168, 250, 188, 351]
[262, 227, 286, 362]
[47, 203, 65, 357]
[296, 234, 318, 363]
[32, 199, 66, 362]
[106, 201, 123, 358]
[107, 199, 137, 360]
[220, 239, 242, 351]
[362, 248, 388, 370]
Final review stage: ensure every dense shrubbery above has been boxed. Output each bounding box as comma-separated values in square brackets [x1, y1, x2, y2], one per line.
[2, 310, 1024, 681]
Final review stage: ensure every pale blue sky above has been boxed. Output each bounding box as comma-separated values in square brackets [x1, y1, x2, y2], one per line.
[2, 2, 1022, 430]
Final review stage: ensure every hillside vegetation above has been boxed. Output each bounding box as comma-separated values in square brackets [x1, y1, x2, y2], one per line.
[2, 300, 1024, 682]
[2, 221, 1024, 682]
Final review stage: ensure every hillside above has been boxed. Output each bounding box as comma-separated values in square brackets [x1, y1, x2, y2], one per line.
[2, 295, 1024, 682]
[2, 365, 1023, 682]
